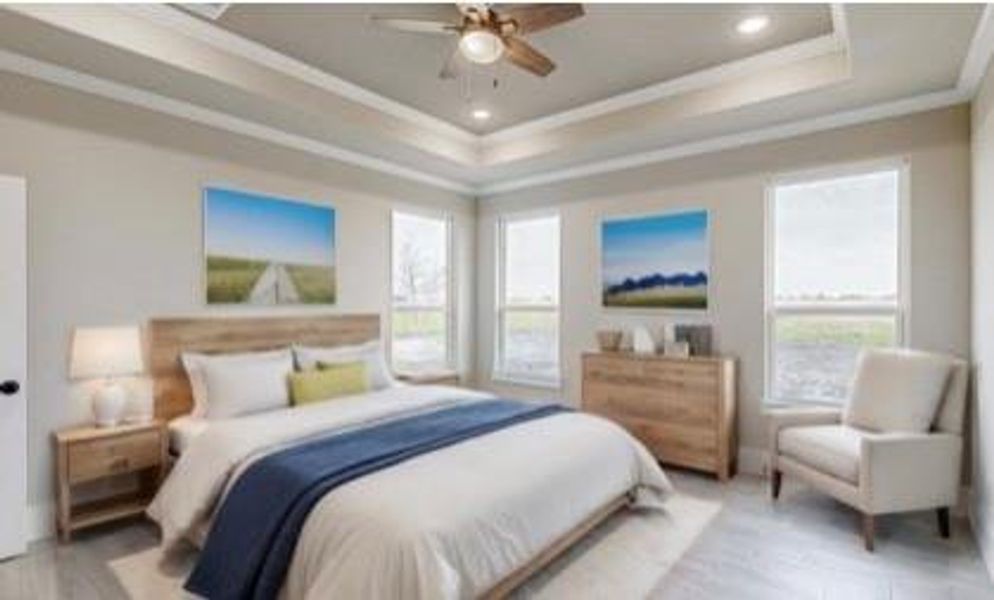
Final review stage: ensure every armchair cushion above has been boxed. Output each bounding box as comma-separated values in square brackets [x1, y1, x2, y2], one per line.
[844, 350, 952, 433]
[778, 425, 864, 484]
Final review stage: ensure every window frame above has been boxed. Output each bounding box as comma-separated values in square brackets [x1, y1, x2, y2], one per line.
[388, 208, 456, 375]
[764, 158, 911, 406]
[493, 210, 563, 389]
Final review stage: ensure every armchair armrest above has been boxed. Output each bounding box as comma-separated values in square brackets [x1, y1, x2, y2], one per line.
[767, 406, 842, 458]
[860, 432, 962, 513]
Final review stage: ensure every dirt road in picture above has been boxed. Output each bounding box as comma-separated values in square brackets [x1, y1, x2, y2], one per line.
[248, 263, 300, 304]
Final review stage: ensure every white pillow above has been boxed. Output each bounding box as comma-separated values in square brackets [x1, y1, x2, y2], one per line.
[181, 349, 292, 417]
[201, 352, 293, 420]
[844, 349, 952, 433]
[293, 341, 395, 390]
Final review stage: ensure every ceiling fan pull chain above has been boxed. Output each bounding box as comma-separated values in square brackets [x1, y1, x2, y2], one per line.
[461, 70, 472, 102]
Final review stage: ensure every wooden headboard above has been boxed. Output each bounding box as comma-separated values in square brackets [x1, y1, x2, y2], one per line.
[147, 314, 380, 420]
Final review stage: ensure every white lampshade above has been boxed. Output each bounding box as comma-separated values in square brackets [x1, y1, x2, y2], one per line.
[69, 326, 144, 380]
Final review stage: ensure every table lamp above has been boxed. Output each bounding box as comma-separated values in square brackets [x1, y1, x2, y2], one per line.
[69, 326, 144, 427]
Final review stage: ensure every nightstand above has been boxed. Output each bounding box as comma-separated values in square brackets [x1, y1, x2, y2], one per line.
[53, 420, 167, 542]
[396, 371, 461, 386]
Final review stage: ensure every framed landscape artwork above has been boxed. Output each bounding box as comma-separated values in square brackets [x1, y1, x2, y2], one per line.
[601, 209, 709, 310]
[203, 186, 336, 305]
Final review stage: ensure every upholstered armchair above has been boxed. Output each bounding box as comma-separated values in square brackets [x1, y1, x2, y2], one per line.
[768, 349, 969, 551]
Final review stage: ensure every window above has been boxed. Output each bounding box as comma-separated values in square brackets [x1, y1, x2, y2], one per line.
[495, 214, 561, 386]
[391, 211, 453, 374]
[766, 164, 906, 404]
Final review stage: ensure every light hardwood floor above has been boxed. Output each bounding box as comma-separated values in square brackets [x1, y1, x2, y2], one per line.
[0, 472, 990, 599]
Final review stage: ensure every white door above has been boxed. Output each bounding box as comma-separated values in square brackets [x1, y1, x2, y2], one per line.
[0, 176, 26, 559]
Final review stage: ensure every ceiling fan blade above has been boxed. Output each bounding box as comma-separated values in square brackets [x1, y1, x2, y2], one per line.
[370, 17, 459, 35]
[498, 4, 584, 34]
[456, 3, 490, 24]
[503, 36, 555, 77]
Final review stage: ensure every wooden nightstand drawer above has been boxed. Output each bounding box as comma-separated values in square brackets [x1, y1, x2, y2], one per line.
[67, 430, 161, 483]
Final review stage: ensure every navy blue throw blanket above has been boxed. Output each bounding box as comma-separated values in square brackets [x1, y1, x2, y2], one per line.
[185, 399, 567, 600]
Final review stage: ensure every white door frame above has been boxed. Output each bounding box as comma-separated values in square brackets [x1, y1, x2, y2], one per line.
[0, 175, 27, 559]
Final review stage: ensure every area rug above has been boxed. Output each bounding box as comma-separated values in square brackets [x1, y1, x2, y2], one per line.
[109, 493, 721, 599]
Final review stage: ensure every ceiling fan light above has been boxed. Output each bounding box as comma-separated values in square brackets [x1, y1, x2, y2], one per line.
[459, 30, 504, 64]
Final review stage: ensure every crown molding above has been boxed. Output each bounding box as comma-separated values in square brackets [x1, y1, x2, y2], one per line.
[829, 4, 850, 51]
[0, 45, 976, 200]
[0, 49, 474, 194]
[958, 3, 994, 94]
[175, 4, 230, 22]
[477, 88, 969, 197]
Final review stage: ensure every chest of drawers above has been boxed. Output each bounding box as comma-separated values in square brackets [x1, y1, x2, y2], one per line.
[582, 352, 737, 480]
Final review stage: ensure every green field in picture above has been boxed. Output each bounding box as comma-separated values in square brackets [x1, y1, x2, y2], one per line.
[206, 256, 335, 304]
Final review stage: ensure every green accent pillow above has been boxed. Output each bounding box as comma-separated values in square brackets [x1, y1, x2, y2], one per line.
[289, 361, 368, 406]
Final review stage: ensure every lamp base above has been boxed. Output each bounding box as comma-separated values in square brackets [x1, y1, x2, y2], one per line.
[93, 383, 127, 428]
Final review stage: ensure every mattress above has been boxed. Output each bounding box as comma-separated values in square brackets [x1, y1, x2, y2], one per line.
[148, 386, 672, 598]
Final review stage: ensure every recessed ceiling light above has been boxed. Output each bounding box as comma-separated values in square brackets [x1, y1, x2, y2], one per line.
[737, 15, 770, 36]
[471, 108, 492, 121]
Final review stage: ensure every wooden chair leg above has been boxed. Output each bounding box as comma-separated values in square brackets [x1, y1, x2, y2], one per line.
[937, 507, 951, 539]
[862, 513, 875, 552]
[771, 469, 782, 500]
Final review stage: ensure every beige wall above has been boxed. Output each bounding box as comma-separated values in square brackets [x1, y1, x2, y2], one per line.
[971, 58, 994, 577]
[478, 106, 972, 469]
[0, 73, 475, 533]
[0, 67, 977, 545]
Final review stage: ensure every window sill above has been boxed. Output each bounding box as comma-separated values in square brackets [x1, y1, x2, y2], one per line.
[395, 369, 460, 385]
[490, 373, 562, 391]
[761, 397, 845, 413]
[394, 367, 458, 377]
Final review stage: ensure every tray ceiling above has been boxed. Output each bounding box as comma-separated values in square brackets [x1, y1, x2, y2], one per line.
[213, 3, 834, 132]
[0, 4, 988, 194]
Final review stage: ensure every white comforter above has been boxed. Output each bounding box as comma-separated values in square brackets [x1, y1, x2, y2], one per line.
[148, 386, 672, 599]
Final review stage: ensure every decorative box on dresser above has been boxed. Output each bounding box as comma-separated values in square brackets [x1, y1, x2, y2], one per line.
[581, 352, 737, 480]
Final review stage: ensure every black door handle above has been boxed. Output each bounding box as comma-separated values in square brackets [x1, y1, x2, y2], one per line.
[0, 380, 19, 396]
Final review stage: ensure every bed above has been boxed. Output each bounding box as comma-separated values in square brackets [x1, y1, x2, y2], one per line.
[144, 314, 672, 599]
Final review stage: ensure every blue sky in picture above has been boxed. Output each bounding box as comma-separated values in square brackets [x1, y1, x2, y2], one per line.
[602, 210, 708, 286]
[204, 187, 335, 267]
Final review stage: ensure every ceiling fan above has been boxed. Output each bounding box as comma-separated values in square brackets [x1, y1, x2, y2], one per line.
[371, 3, 584, 79]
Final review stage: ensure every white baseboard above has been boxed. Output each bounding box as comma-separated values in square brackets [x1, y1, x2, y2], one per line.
[968, 490, 994, 582]
[954, 485, 972, 519]
[27, 502, 54, 542]
[982, 524, 994, 583]
[737, 446, 769, 477]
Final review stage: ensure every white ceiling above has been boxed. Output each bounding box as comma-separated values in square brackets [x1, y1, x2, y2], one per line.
[213, 3, 833, 132]
[0, 4, 989, 196]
